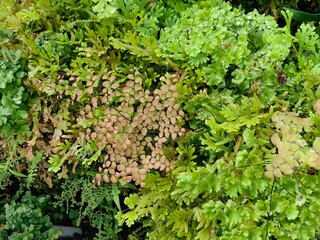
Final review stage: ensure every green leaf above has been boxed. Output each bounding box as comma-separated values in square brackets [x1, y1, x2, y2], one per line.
[15, 71, 25, 78]
[235, 150, 250, 167]
[48, 155, 64, 173]
[15, 49, 22, 59]
[112, 189, 121, 211]
[286, 205, 299, 220]
[124, 194, 139, 209]
[8, 168, 26, 177]
[68, 209, 79, 219]
[243, 129, 255, 147]
[207, 174, 221, 192]
[313, 137, 320, 149]
[226, 182, 239, 198]
[227, 208, 242, 228]
[0, 164, 7, 169]
[17, 110, 28, 119]
[92, 0, 117, 19]
[82, 148, 102, 165]
[120, 210, 138, 227]
[283, 7, 320, 22]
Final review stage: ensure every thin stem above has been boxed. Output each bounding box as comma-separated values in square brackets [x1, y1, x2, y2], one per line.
[265, 178, 276, 240]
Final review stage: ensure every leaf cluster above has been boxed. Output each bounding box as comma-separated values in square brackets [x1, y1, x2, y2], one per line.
[0, 50, 30, 137]
[54, 178, 122, 239]
[118, 1, 320, 239]
[266, 112, 320, 178]
[45, 68, 185, 187]
[2, 0, 320, 239]
[0, 191, 61, 240]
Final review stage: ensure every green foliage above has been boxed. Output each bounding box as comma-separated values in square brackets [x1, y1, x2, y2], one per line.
[0, 50, 30, 137]
[0, 136, 48, 190]
[0, 0, 192, 189]
[202, 95, 274, 161]
[0, 138, 26, 189]
[118, 1, 320, 239]
[92, 0, 117, 19]
[117, 143, 197, 240]
[0, 191, 61, 240]
[54, 178, 121, 239]
[119, 120, 320, 239]
[2, 0, 320, 239]
[157, 0, 293, 104]
[282, 22, 320, 115]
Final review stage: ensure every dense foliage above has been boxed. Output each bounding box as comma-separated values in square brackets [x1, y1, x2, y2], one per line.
[0, 191, 61, 239]
[1, 0, 320, 239]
